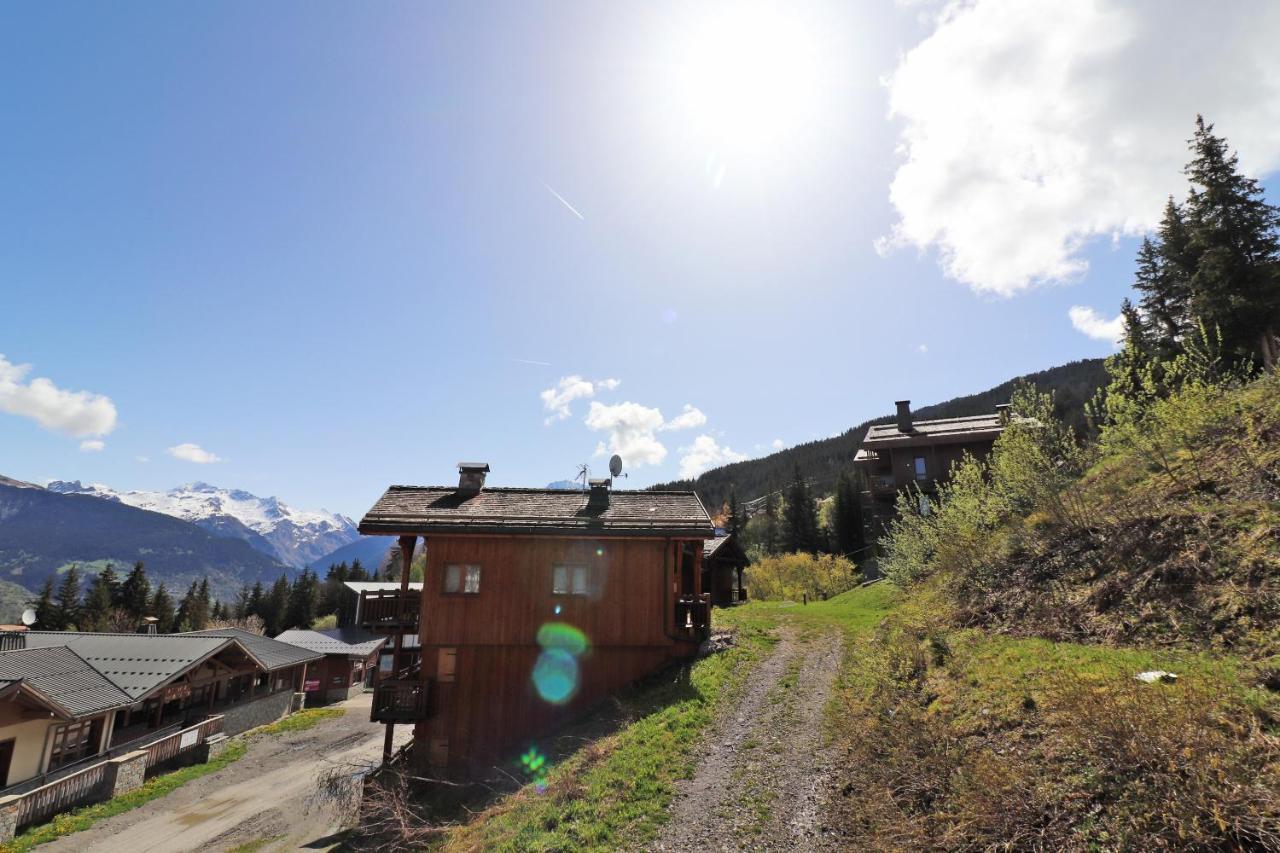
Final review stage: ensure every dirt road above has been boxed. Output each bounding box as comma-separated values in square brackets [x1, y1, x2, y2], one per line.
[653, 627, 845, 852]
[42, 694, 410, 853]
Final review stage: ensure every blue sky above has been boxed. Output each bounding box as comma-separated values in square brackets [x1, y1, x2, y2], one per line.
[3, 2, 1279, 519]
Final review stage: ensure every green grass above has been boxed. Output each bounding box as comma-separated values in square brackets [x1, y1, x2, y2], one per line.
[249, 706, 344, 736]
[439, 622, 773, 852]
[224, 834, 286, 853]
[1, 741, 249, 853]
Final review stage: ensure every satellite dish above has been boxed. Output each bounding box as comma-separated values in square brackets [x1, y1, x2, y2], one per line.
[20, 608, 37, 627]
[609, 455, 623, 478]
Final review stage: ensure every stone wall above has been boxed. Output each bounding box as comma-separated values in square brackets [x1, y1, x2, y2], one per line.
[220, 689, 292, 735]
[323, 682, 365, 705]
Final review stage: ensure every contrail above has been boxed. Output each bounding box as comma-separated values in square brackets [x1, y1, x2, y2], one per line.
[512, 358, 552, 366]
[544, 183, 584, 220]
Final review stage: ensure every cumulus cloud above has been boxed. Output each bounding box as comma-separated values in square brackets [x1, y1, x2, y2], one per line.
[879, 0, 1280, 296]
[167, 443, 222, 464]
[659, 404, 707, 432]
[540, 375, 621, 424]
[79, 439, 105, 452]
[678, 434, 748, 480]
[1068, 305, 1125, 345]
[0, 354, 117, 438]
[584, 401, 668, 467]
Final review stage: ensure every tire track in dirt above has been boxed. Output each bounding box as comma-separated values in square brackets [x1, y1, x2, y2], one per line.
[652, 627, 844, 852]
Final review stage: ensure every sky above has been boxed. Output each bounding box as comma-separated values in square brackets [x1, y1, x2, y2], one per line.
[3, 1, 1280, 520]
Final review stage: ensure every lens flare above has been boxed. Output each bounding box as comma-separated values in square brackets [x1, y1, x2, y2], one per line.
[536, 622, 588, 656]
[532, 648, 579, 704]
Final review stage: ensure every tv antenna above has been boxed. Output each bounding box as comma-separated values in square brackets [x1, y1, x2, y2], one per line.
[575, 463, 590, 491]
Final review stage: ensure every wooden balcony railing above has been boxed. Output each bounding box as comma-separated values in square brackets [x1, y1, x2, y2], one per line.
[359, 589, 421, 632]
[675, 594, 711, 633]
[371, 677, 431, 724]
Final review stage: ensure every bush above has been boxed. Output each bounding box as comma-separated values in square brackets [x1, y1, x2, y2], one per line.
[744, 552, 858, 601]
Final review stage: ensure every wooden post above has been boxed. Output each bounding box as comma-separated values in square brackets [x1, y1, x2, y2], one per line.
[384, 534, 416, 763]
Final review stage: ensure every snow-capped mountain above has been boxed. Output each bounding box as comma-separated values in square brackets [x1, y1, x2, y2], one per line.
[46, 480, 358, 569]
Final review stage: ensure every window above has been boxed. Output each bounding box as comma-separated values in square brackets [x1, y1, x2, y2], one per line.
[552, 565, 588, 595]
[914, 456, 927, 480]
[48, 717, 105, 770]
[444, 564, 481, 594]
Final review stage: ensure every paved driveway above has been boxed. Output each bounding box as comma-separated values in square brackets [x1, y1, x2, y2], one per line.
[41, 693, 409, 853]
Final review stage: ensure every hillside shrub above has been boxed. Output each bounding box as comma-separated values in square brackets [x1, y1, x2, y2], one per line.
[744, 552, 858, 601]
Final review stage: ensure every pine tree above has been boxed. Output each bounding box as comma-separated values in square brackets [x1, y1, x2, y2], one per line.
[264, 575, 291, 635]
[174, 581, 199, 632]
[783, 465, 820, 553]
[1183, 116, 1280, 368]
[831, 471, 865, 558]
[726, 487, 744, 536]
[247, 581, 265, 620]
[31, 578, 59, 631]
[285, 569, 319, 631]
[320, 562, 350, 617]
[151, 583, 176, 633]
[762, 492, 781, 555]
[233, 585, 251, 620]
[119, 562, 151, 620]
[54, 566, 83, 631]
[81, 571, 117, 631]
[348, 559, 369, 582]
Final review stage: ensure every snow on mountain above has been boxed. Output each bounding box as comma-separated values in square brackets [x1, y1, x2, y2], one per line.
[46, 480, 358, 569]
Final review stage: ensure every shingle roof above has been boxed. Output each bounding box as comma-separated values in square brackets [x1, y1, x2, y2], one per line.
[359, 486, 714, 538]
[861, 414, 1007, 448]
[185, 628, 321, 670]
[275, 627, 387, 658]
[0, 646, 134, 717]
[21, 631, 239, 700]
[703, 534, 748, 565]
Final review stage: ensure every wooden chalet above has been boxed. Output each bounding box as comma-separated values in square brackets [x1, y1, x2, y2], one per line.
[356, 463, 715, 773]
[854, 400, 1011, 543]
[275, 627, 386, 704]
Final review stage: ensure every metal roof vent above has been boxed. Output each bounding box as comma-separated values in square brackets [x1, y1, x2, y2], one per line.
[457, 462, 490, 496]
[0, 632, 26, 651]
[895, 400, 914, 434]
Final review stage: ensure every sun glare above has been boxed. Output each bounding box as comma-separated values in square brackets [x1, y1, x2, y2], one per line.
[655, 4, 828, 174]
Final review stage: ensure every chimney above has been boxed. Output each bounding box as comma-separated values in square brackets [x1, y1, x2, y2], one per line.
[139, 616, 159, 635]
[457, 462, 490, 496]
[587, 478, 610, 509]
[996, 403, 1011, 426]
[895, 400, 914, 433]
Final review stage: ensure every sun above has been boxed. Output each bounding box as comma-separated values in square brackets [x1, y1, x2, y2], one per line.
[652, 3, 828, 173]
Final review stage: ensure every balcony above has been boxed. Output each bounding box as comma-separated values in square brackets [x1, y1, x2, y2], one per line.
[675, 594, 711, 634]
[358, 589, 421, 632]
[371, 677, 431, 723]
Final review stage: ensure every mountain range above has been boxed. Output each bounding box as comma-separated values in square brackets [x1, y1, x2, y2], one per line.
[46, 481, 358, 569]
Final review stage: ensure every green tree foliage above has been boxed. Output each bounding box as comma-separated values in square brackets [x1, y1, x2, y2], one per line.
[175, 580, 211, 632]
[119, 562, 151, 620]
[150, 582, 175, 633]
[81, 570, 118, 631]
[264, 575, 291, 635]
[783, 465, 821, 553]
[830, 470, 866, 558]
[32, 578, 58, 630]
[54, 567, 83, 630]
[744, 552, 858, 602]
[285, 568, 320, 631]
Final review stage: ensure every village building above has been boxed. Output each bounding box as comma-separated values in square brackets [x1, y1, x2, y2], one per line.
[355, 463, 715, 773]
[854, 399, 1011, 544]
[0, 646, 133, 790]
[275, 627, 385, 704]
[341, 580, 423, 674]
[702, 533, 749, 607]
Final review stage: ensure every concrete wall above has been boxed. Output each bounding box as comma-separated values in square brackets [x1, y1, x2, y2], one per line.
[0, 704, 55, 787]
[219, 689, 292, 735]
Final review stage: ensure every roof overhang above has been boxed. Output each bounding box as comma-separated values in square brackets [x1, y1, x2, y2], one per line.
[0, 681, 75, 720]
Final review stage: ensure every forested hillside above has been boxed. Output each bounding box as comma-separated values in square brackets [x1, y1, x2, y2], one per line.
[652, 357, 1107, 509]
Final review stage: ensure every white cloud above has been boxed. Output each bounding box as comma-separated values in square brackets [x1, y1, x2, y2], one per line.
[167, 443, 222, 464]
[79, 439, 105, 453]
[135, 455, 150, 463]
[1068, 305, 1125, 345]
[659, 404, 707, 432]
[540, 376, 621, 424]
[771, 438, 785, 450]
[880, 0, 1280, 296]
[0, 354, 117, 438]
[916, 344, 929, 354]
[678, 434, 748, 479]
[583, 401, 668, 467]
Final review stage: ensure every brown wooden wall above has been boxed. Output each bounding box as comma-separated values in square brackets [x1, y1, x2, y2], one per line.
[411, 535, 699, 772]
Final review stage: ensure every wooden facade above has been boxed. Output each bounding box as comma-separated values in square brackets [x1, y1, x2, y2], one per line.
[357, 471, 715, 774]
